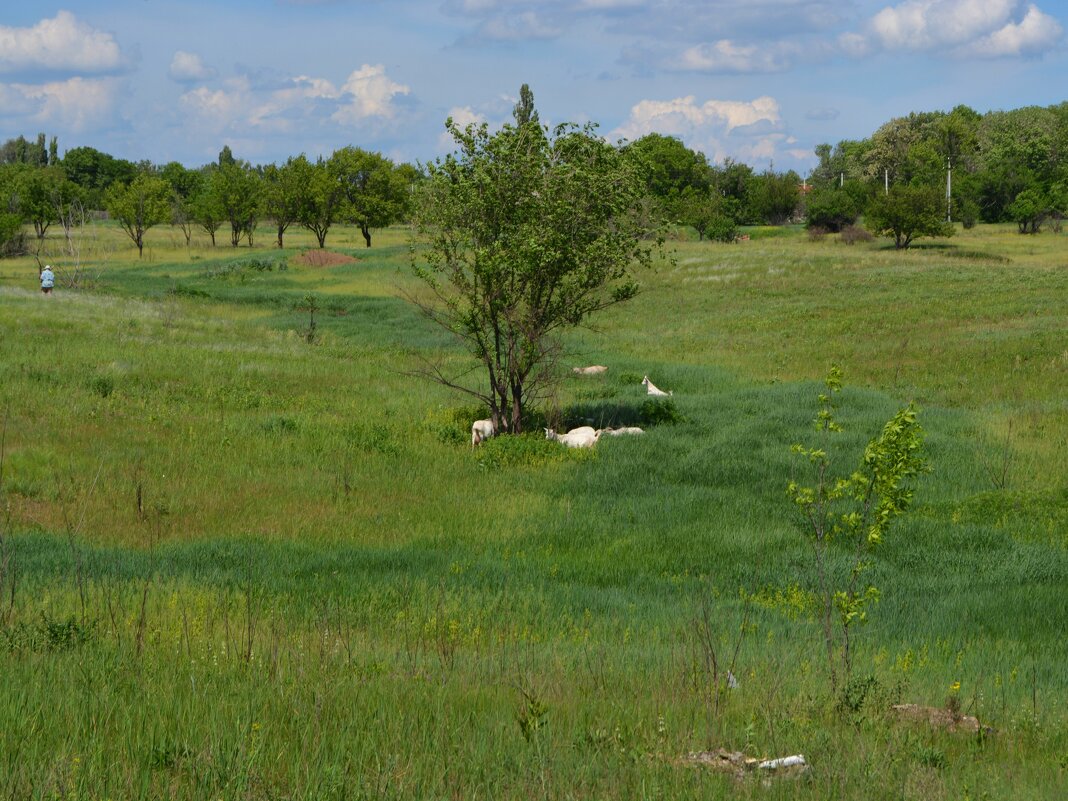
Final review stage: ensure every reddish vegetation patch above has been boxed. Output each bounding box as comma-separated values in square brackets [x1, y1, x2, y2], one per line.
[293, 249, 358, 268]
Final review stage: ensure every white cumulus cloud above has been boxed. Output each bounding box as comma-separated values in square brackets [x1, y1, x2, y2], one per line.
[611, 95, 784, 164]
[332, 65, 410, 125]
[0, 12, 123, 74]
[672, 40, 809, 73]
[9, 77, 121, 132]
[438, 105, 488, 150]
[169, 51, 217, 83]
[956, 4, 1063, 56]
[844, 0, 1063, 58]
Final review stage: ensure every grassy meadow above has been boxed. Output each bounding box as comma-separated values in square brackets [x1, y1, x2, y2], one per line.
[0, 220, 1066, 799]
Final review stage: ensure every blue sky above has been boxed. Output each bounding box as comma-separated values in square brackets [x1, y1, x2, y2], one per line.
[1, 1, 1065, 172]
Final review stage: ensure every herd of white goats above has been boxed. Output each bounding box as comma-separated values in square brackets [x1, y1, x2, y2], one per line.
[470, 368, 672, 449]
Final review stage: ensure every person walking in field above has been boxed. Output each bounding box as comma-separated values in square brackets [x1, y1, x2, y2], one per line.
[40, 264, 54, 295]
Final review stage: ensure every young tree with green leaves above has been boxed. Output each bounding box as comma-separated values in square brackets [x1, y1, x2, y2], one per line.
[865, 185, 953, 248]
[212, 163, 262, 247]
[1007, 187, 1050, 234]
[298, 158, 343, 248]
[263, 156, 311, 248]
[105, 173, 171, 258]
[788, 367, 928, 688]
[330, 147, 411, 248]
[410, 102, 664, 434]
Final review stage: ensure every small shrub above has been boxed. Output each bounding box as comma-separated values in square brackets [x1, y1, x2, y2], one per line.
[476, 432, 590, 469]
[840, 225, 874, 245]
[422, 405, 487, 446]
[915, 745, 948, 770]
[807, 226, 828, 242]
[167, 284, 210, 299]
[1, 615, 95, 653]
[617, 371, 643, 387]
[640, 398, 683, 426]
[261, 415, 299, 435]
[89, 373, 115, 398]
[704, 214, 739, 243]
[346, 422, 400, 456]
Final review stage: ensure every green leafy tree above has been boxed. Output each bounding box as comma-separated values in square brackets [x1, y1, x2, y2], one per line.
[192, 174, 224, 247]
[623, 133, 710, 217]
[16, 166, 77, 239]
[213, 163, 262, 247]
[709, 158, 753, 221]
[263, 156, 311, 248]
[61, 146, 137, 208]
[513, 83, 539, 127]
[298, 158, 343, 248]
[676, 186, 736, 242]
[161, 162, 203, 247]
[748, 169, 800, 225]
[330, 147, 411, 248]
[788, 367, 928, 688]
[105, 173, 171, 257]
[411, 113, 664, 434]
[865, 185, 953, 248]
[1006, 187, 1050, 234]
[805, 184, 865, 232]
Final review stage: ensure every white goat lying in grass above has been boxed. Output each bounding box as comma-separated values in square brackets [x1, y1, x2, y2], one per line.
[598, 426, 644, 436]
[471, 418, 497, 448]
[572, 365, 608, 375]
[641, 375, 672, 396]
[544, 426, 600, 448]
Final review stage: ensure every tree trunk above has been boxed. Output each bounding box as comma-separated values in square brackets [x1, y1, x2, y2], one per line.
[361, 224, 372, 248]
[277, 225, 285, 248]
[317, 229, 327, 248]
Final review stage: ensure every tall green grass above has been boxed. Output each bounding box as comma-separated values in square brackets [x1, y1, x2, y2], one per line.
[0, 222, 1066, 798]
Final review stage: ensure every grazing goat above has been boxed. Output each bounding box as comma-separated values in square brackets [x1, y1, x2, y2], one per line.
[572, 365, 608, 376]
[544, 426, 600, 449]
[598, 426, 644, 436]
[641, 375, 673, 396]
[471, 418, 497, 448]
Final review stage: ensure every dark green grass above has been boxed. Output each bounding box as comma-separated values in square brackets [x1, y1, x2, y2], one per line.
[0, 224, 1066, 798]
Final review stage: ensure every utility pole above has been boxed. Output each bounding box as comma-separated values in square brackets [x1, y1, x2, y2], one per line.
[946, 158, 952, 223]
[885, 168, 889, 195]
[840, 171, 844, 188]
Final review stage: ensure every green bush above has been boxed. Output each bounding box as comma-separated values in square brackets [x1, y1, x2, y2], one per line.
[640, 398, 683, 425]
[475, 432, 591, 469]
[0, 212, 25, 257]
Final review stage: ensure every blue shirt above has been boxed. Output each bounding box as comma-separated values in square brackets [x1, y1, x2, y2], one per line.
[41, 268, 54, 289]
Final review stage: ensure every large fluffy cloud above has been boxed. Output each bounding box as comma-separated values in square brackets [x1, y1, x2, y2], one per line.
[2, 77, 121, 132]
[169, 51, 217, 83]
[332, 65, 411, 125]
[611, 95, 787, 164]
[179, 65, 410, 136]
[842, 0, 1062, 58]
[0, 12, 123, 75]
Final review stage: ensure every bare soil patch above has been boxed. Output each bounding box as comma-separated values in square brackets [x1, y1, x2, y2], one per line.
[293, 249, 358, 268]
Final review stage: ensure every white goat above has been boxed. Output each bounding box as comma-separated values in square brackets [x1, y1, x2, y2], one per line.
[471, 418, 497, 448]
[572, 365, 608, 376]
[641, 375, 672, 397]
[544, 426, 600, 448]
[598, 426, 644, 436]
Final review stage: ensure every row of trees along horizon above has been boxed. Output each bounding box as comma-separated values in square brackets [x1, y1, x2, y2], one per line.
[2, 100, 1067, 259]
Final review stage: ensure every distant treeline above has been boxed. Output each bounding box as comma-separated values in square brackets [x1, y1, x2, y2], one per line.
[2, 101, 1066, 257]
